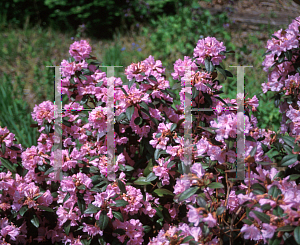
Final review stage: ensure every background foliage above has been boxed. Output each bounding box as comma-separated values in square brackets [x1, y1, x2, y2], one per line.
[0, 0, 282, 148]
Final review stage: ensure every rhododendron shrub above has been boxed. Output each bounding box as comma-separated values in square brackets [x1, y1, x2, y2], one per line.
[1, 18, 300, 245]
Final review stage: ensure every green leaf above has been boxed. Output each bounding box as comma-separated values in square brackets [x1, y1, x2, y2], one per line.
[96, 81, 103, 87]
[214, 96, 229, 107]
[277, 225, 295, 232]
[0, 157, 16, 173]
[167, 161, 176, 169]
[294, 226, 300, 244]
[63, 220, 71, 236]
[117, 180, 126, 194]
[182, 236, 194, 243]
[216, 206, 226, 216]
[281, 154, 298, 166]
[120, 87, 128, 96]
[77, 196, 86, 214]
[281, 135, 296, 148]
[216, 66, 227, 79]
[155, 132, 162, 138]
[153, 188, 174, 197]
[250, 146, 257, 157]
[242, 219, 253, 225]
[285, 50, 293, 61]
[139, 101, 149, 112]
[196, 196, 207, 208]
[289, 174, 300, 181]
[128, 79, 135, 89]
[31, 215, 40, 228]
[252, 183, 266, 193]
[19, 205, 28, 216]
[1, 142, 6, 155]
[79, 74, 87, 80]
[252, 210, 270, 223]
[246, 136, 256, 142]
[116, 112, 126, 123]
[225, 70, 233, 77]
[84, 204, 100, 214]
[63, 192, 71, 204]
[170, 123, 177, 132]
[205, 59, 214, 73]
[113, 199, 129, 207]
[178, 186, 200, 202]
[134, 117, 143, 126]
[154, 148, 161, 161]
[207, 182, 224, 189]
[146, 172, 157, 182]
[98, 211, 109, 230]
[126, 106, 135, 121]
[257, 161, 272, 166]
[38, 205, 54, 212]
[143, 225, 151, 234]
[134, 177, 151, 185]
[113, 211, 124, 222]
[268, 185, 282, 198]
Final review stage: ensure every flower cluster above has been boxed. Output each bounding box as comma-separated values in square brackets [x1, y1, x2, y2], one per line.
[1, 17, 300, 245]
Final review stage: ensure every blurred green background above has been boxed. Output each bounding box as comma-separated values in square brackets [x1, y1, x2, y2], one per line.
[1, 0, 289, 149]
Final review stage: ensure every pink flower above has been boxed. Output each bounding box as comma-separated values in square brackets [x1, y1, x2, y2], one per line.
[31, 101, 57, 126]
[69, 40, 92, 61]
[202, 213, 217, 227]
[187, 205, 202, 226]
[193, 37, 226, 65]
[241, 224, 262, 241]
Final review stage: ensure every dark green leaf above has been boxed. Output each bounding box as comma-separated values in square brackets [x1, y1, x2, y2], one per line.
[146, 172, 157, 182]
[1, 142, 5, 155]
[178, 187, 200, 202]
[242, 219, 253, 225]
[196, 196, 207, 208]
[128, 79, 135, 89]
[153, 188, 174, 197]
[214, 96, 228, 107]
[120, 87, 128, 96]
[117, 180, 126, 194]
[79, 74, 87, 80]
[143, 225, 151, 234]
[133, 177, 151, 185]
[125, 106, 135, 121]
[170, 123, 177, 132]
[113, 199, 129, 207]
[268, 185, 282, 198]
[285, 50, 293, 61]
[277, 226, 295, 232]
[205, 59, 214, 73]
[294, 226, 300, 244]
[281, 154, 298, 167]
[38, 205, 54, 212]
[139, 101, 149, 112]
[167, 161, 176, 169]
[63, 192, 71, 204]
[19, 205, 28, 216]
[113, 211, 124, 222]
[84, 204, 100, 214]
[281, 136, 296, 148]
[289, 174, 300, 181]
[155, 132, 162, 138]
[0, 157, 16, 173]
[216, 206, 226, 216]
[252, 210, 270, 223]
[246, 136, 256, 142]
[216, 66, 227, 79]
[182, 236, 194, 243]
[207, 182, 224, 189]
[98, 211, 109, 230]
[250, 146, 257, 157]
[31, 215, 40, 228]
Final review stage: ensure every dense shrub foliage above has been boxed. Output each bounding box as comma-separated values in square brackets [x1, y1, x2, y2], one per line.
[1, 16, 300, 245]
[0, 0, 192, 39]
